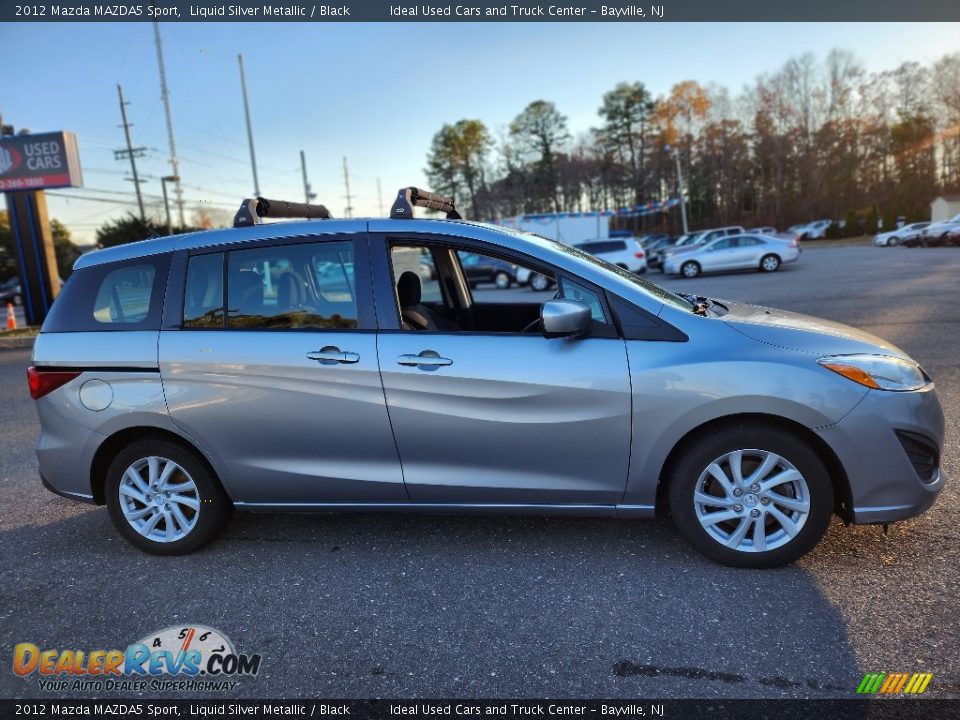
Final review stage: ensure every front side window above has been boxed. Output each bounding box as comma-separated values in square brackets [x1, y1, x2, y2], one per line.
[226, 241, 359, 330]
[558, 277, 607, 323]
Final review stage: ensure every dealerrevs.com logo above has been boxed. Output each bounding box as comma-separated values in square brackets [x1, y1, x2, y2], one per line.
[13, 625, 262, 692]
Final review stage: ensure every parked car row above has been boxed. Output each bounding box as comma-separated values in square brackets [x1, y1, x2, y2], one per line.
[875, 214, 960, 247]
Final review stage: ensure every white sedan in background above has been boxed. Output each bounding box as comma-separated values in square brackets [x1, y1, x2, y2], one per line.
[873, 222, 929, 247]
[664, 234, 801, 278]
[574, 238, 648, 273]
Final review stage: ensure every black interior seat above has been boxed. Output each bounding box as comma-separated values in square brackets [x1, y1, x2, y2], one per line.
[396, 271, 459, 331]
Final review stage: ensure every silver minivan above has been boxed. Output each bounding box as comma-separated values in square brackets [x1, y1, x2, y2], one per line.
[29, 190, 945, 567]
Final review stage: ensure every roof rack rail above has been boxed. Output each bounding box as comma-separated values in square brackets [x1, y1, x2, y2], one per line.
[390, 187, 462, 220]
[233, 197, 332, 228]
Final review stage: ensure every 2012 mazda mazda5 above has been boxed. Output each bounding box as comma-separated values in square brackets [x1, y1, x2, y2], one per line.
[29, 190, 945, 567]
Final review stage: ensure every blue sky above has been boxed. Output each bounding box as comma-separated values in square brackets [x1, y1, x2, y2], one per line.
[1, 22, 958, 242]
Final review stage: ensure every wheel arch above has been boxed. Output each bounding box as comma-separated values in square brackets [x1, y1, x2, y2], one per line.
[653, 412, 853, 521]
[89, 426, 230, 505]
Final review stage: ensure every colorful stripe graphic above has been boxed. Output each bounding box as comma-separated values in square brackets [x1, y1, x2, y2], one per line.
[856, 672, 932, 694]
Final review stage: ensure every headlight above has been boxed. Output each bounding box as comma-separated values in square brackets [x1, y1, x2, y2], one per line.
[818, 354, 929, 391]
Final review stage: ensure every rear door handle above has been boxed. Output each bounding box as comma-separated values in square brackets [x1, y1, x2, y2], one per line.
[307, 346, 360, 365]
[397, 350, 453, 369]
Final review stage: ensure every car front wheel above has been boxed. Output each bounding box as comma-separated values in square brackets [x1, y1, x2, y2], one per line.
[668, 424, 833, 568]
[494, 271, 511, 289]
[105, 438, 232, 555]
[887, 237, 899, 247]
[681, 261, 701, 278]
[760, 254, 781, 272]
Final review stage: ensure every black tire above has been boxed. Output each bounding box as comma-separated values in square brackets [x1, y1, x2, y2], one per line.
[105, 438, 232, 555]
[668, 423, 834, 568]
[494, 271, 511, 290]
[888, 237, 900, 247]
[680, 260, 701, 278]
[759, 254, 781, 272]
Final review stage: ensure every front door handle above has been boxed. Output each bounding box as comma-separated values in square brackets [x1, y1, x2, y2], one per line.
[397, 350, 453, 369]
[307, 346, 360, 365]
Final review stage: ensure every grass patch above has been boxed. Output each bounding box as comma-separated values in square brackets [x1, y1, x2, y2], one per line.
[0, 326, 40, 338]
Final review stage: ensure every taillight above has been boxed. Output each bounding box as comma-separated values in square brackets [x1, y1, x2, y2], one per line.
[635, 251, 645, 258]
[789, 241, 798, 248]
[27, 367, 81, 400]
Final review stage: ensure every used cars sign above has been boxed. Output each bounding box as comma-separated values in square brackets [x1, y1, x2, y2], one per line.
[0, 131, 83, 191]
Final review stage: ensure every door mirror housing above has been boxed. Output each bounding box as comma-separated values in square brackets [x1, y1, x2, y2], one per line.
[541, 299, 592, 339]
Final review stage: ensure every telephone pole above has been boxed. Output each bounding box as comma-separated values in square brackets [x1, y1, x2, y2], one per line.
[114, 85, 147, 223]
[300, 150, 316, 204]
[238, 54, 260, 196]
[153, 21, 185, 227]
[342, 156, 353, 218]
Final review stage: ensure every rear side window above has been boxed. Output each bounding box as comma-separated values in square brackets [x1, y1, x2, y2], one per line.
[579, 241, 625, 254]
[183, 253, 225, 328]
[226, 241, 359, 330]
[42, 254, 171, 333]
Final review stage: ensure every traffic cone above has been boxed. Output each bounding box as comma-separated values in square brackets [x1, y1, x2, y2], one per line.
[5, 302, 16, 330]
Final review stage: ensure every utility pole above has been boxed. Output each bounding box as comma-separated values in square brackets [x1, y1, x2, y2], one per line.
[238, 54, 260, 196]
[342, 156, 353, 218]
[161, 175, 179, 235]
[669, 146, 689, 234]
[300, 150, 316, 204]
[376, 177, 383, 216]
[153, 21, 185, 227]
[114, 85, 147, 223]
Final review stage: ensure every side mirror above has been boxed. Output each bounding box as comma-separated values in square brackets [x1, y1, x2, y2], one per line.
[541, 299, 592, 339]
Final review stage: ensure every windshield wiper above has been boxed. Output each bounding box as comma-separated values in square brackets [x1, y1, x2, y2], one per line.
[677, 292, 709, 316]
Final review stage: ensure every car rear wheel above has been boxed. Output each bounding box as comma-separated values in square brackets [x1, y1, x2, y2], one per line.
[668, 424, 833, 568]
[681, 261, 701, 278]
[760, 254, 780, 272]
[494, 271, 511, 289]
[529, 273, 550, 292]
[105, 438, 232, 555]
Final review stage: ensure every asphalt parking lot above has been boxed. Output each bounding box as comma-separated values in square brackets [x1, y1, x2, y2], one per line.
[1, 245, 958, 700]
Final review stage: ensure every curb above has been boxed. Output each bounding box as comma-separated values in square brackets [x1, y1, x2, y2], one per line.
[0, 335, 36, 351]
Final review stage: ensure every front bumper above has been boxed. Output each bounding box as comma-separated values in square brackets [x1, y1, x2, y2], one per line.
[814, 385, 945, 524]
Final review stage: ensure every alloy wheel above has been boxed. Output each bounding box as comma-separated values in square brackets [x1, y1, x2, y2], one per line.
[693, 449, 810, 553]
[682, 262, 700, 278]
[761, 255, 780, 272]
[118, 456, 200, 543]
[530, 273, 549, 291]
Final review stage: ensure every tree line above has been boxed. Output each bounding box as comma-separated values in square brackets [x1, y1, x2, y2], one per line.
[426, 50, 960, 234]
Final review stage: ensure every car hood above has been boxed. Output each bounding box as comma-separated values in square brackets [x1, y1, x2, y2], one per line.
[720, 301, 911, 359]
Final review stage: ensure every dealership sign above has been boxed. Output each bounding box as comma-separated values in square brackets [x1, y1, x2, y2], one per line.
[0, 131, 83, 191]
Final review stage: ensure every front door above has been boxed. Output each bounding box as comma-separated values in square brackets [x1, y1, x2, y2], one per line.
[376, 239, 632, 505]
[160, 236, 405, 505]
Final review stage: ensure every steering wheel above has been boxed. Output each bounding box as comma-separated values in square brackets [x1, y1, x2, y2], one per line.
[521, 317, 542, 333]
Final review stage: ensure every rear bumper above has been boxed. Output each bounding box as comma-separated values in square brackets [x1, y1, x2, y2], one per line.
[813, 385, 945, 525]
[35, 399, 105, 503]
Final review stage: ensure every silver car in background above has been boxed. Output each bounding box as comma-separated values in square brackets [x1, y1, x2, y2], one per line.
[28, 192, 945, 568]
[664, 233, 801, 278]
